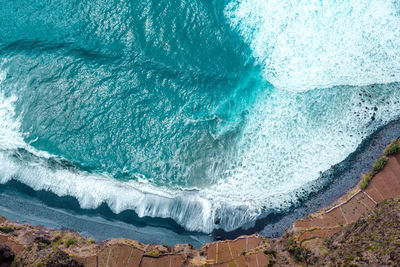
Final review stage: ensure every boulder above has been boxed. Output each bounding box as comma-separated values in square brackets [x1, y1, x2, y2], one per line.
[0, 244, 15, 267]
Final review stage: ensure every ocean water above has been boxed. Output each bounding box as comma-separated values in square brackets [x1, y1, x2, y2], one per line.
[0, 0, 400, 235]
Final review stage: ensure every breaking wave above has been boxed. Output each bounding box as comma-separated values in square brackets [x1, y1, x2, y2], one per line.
[1, 0, 400, 234]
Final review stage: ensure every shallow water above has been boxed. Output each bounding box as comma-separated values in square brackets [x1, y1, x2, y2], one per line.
[0, 0, 400, 235]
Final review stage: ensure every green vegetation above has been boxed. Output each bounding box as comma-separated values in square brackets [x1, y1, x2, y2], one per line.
[359, 155, 389, 189]
[0, 226, 14, 233]
[64, 238, 77, 248]
[33, 237, 52, 251]
[324, 198, 400, 266]
[87, 238, 95, 244]
[51, 236, 63, 248]
[360, 173, 372, 190]
[263, 249, 277, 258]
[371, 156, 388, 175]
[286, 236, 310, 263]
[268, 258, 276, 266]
[383, 139, 400, 156]
[149, 251, 159, 256]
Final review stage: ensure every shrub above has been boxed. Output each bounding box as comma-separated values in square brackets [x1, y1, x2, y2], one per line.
[0, 226, 14, 234]
[286, 236, 310, 262]
[383, 139, 400, 156]
[268, 258, 276, 266]
[87, 238, 95, 244]
[295, 252, 303, 262]
[65, 238, 77, 248]
[264, 249, 277, 258]
[360, 173, 372, 190]
[359, 155, 389, 189]
[51, 236, 63, 248]
[371, 156, 387, 175]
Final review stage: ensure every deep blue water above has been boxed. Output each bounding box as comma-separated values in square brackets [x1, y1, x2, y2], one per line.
[0, 0, 400, 239]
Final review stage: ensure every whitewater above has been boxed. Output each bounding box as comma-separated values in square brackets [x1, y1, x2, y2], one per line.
[0, 0, 400, 234]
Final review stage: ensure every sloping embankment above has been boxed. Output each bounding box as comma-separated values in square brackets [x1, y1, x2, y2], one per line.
[1, 140, 400, 266]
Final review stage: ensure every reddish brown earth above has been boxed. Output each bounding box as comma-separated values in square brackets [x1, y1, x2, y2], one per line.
[1, 140, 400, 266]
[293, 151, 400, 243]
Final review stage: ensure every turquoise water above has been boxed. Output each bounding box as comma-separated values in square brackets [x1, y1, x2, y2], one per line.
[0, 0, 400, 234]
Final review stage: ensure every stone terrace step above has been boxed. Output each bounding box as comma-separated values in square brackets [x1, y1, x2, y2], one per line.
[292, 153, 400, 246]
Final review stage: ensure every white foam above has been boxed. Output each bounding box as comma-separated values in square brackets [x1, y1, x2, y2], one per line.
[2, 1, 400, 233]
[1, 75, 400, 233]
[0, 74, 259, 233]
[225, 0, 400, 91]
[212, 85, 400, 214]
[0, 94, 24, 149]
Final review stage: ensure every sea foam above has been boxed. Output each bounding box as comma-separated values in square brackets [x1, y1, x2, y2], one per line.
[225, 0, 400, 91]
[1, 0, 400, 234]
[1, 68, 400, 234]
[0, 77, 259, 233]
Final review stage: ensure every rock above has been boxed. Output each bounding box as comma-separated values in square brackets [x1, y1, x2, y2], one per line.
[14, 247, 83, 267]
[0, 244, 15, 267]
[44, 248, 83, 267]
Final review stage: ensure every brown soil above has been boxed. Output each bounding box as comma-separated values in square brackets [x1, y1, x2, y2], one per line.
[1, 141, 400, 266]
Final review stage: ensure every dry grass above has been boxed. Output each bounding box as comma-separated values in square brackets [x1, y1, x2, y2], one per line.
[383, 139, 400, 156]
[360, 155, 388, 190]
[359, 173, 372, 190]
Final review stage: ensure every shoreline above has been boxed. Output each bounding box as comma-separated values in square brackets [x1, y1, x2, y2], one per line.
[1, 119, 399, 246]
[1, 137, 399, 265]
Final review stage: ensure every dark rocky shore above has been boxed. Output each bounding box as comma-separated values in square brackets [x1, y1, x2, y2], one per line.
[1, 140, 400, 266]
[0, 199, 399, 266]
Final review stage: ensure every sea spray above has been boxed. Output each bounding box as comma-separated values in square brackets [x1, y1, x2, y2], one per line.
[225, 0, 400, 91]
[0, 0, 400, 234]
